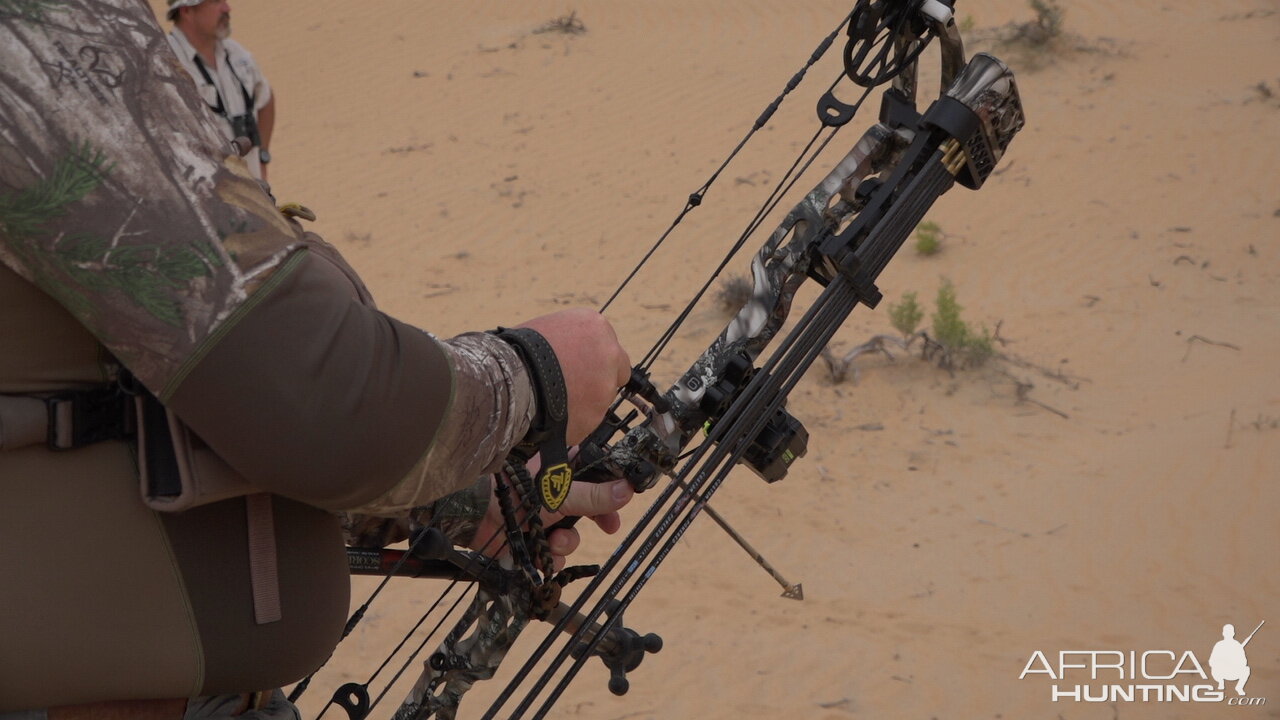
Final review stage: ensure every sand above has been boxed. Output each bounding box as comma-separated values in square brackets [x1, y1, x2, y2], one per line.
[148, 1, 1278, 717]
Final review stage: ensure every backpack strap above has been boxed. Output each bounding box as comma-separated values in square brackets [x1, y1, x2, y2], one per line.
[245, 493, 282, 624]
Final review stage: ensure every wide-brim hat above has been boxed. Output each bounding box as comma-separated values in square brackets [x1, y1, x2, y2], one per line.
[166, 0, 205, 21]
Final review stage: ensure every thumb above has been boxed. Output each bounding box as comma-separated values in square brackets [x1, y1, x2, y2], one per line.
[558, 479, 633, 519]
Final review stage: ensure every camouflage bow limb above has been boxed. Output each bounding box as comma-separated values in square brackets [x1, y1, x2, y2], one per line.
[393, 578, 531, 720]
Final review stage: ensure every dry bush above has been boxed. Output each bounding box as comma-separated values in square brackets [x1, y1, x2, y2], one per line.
[715, 274, 753, 314]
[533, 11, 586, 35]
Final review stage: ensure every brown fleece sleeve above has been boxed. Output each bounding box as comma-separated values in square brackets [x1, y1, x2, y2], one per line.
[167, 247, 535, 513]
[164, 249, 439, 510]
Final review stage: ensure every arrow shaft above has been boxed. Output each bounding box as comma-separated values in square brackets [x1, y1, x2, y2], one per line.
[672, 477, 803, 599]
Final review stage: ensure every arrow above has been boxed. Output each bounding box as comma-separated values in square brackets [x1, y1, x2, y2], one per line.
[672, 477, 803, 600]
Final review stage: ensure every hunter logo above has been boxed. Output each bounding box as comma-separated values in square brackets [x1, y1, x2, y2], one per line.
[1019, 620, 1267, 706]
[1211, 622, 1260, 699]
[539, 463, 572, 512]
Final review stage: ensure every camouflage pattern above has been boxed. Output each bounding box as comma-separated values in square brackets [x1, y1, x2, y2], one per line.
[0, 0, 303, 399]
[393, 575, 532, 720]
[0, 1, 537, 518]
[605, 123, 907, 487]
[349, 332, 534, 517]
[343, 475, 492, 550]
[341, 513, 412, 550]
[415, 474, 491, 549]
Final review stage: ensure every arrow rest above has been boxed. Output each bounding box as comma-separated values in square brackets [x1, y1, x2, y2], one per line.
[695, 353, 810, 483]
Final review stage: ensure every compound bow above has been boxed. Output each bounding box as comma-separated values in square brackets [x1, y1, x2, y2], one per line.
[298, 1, 1024, 717]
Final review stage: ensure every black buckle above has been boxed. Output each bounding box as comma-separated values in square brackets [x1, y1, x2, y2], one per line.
[45, 384, 135, 451]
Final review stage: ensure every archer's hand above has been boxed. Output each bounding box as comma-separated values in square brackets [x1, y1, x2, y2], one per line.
[470, 468, 634, 572]
[515, 308, 631, 445]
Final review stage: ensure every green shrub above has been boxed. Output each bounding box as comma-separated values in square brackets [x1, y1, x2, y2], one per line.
[888, 291, 923, 337]
[932, 279, 966, 347]
[915, 220, 942, 256]
[931, 279, 993, 367]
[966, 324, 995, 364]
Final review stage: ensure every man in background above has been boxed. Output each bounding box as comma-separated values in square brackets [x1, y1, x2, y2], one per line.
[166, 0, 276, 180]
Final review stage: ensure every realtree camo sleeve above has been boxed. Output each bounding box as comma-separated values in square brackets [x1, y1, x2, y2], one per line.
[347, 333, 535, 517]
[0, 0, 532, 513]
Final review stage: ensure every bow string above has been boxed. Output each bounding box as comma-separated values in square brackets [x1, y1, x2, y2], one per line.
[295, 1, 1026, 718]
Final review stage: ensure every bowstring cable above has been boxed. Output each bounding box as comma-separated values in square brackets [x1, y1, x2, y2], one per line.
[314, 583, 471, 720]
[636, 113, 834, 369]
[485, 34, 875, 720]
[291, 515, 460, 704]
[499, 4, 945, 716]
[303, 487, 546, 718]
[598, 10, 854, 316]
[489, 267, 857, 717]
[639, 80, 876, 370]
[368, 484, 564, 717]
[529, 286, 860, 717]
[366, 584, 475, 717]
[484, 115, 838, 717]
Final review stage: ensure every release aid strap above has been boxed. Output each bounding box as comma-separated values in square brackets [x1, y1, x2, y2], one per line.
[489, 327, 573, 513]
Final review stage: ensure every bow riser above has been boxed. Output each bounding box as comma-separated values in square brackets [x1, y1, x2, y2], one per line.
[613, 123, 907, 482]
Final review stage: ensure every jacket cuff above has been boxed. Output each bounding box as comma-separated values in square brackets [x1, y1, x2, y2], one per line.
[346, 331, 535, 516]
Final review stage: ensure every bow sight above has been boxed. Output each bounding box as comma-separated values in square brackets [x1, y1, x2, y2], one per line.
[314, 2, 1024, 718]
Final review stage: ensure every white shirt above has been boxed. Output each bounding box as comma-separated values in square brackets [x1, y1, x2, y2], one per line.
[167, 27, 272, 178]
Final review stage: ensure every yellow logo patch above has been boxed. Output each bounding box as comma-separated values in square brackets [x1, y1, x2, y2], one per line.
[539, 463, 573, 512]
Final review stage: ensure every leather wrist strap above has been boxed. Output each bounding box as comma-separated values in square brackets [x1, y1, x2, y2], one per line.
[490, 327, 573, 512]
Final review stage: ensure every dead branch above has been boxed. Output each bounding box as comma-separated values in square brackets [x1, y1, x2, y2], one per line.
[533, 11, 586, 35]
[996, 351, 1087, 388]
[820, 334, 906, 383]
[1181, 334, 1241, 362]
[1000, 370, 1070, 419]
